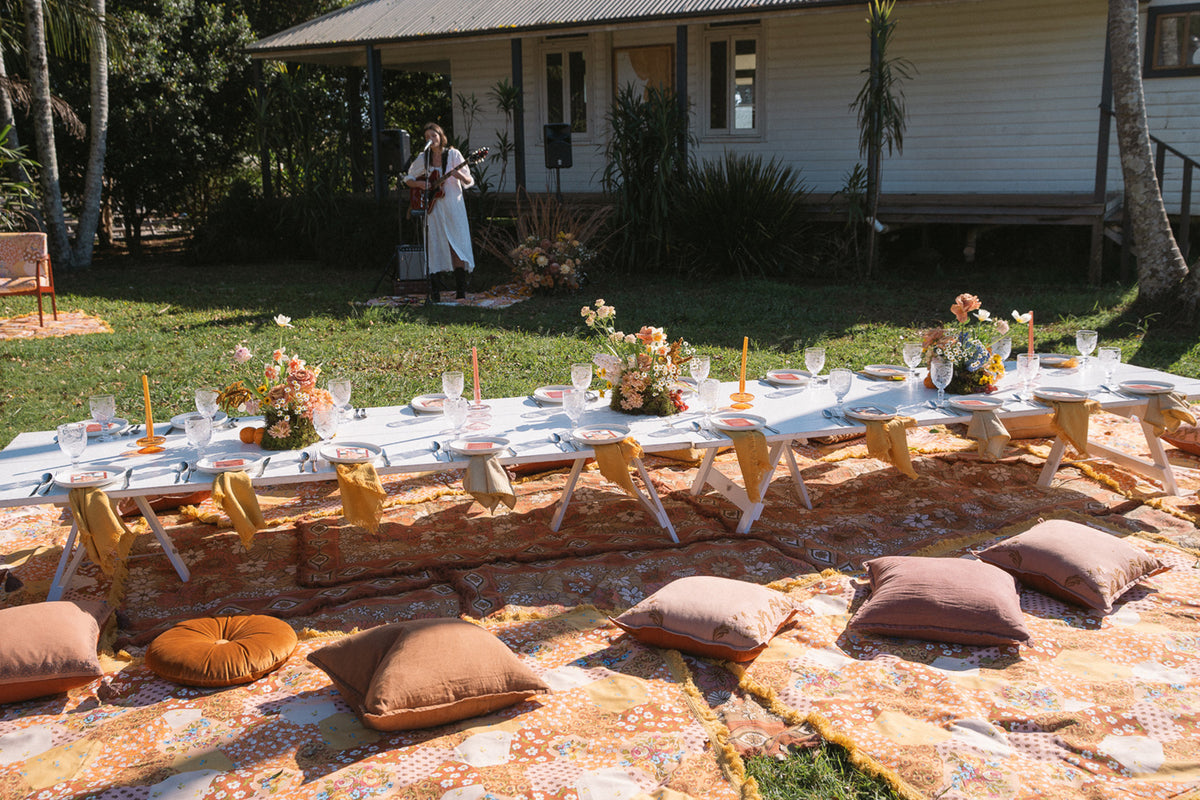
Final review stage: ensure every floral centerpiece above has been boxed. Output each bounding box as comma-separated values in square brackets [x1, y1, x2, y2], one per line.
[921, 293, 1008, 394]
[582, 299, 692, 416]
[216, 314, 333, 450]
[511, 232, 592, 293]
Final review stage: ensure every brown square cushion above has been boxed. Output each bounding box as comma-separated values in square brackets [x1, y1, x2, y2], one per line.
[1163, 422, 1200, 456]
[976, 518, 1167, 613]
[849, 556, 1030, 646]
[0, 600, 106, 703]
[146, 614, 298, 687]
[611, 575, 798, 662]
[307, 617, 550, 731]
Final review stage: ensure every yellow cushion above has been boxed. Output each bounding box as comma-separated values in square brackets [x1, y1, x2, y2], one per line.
[146, 615, 297, 687]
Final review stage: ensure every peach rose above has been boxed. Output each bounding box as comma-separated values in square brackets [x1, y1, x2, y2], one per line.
[950, 293, 981, 322]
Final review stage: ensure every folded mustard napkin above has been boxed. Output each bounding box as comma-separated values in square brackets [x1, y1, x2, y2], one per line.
[726, 429, 771, 502]
[211, 471, 266, 548]
[966, 409, 1011, 460]
[335, 462, 387, 532]
[593, 437, 645, 499]
[67, 487, 133, 576]
[1143, 392, 1196, 437]
[463, 454, 516, 513]
[863, 416, 918, 478]
[1047, 399, 1100, 455]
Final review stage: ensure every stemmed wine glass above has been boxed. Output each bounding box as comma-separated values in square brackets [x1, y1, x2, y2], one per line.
[88, 394, 116, 442]
[563, 388, 586, 430]
[1016, 353, 1040, 400]
[312, 404, 339, 446]
[195, 388, 220, 423]
[828, 368, 853, 416]
[443, 397, 469, 435]
[901, 343, 923, 387]
[184, 413, 212, 458]
[1076, 329, 1098, 371]
[1097, 346, 1121, 389]
[930, 358, 954, 408]
[570, 363, 592, 393]
[57, 422, 88, 468]
[992, 336, 1012, 363]
[805, 347, 826, 386]
[689, 355, 710, 383]
[442, 371, 464, 402]
[328, 379, 352, 421]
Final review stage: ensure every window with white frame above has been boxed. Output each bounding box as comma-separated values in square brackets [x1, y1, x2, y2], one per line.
[706, 28, 760, 134]
[1145, 4, 1200, 77]
[544, 43, 588, 133]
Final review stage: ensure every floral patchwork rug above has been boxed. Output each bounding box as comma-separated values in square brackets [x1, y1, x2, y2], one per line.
[0, 310, 112, 340]
[362, 281, 532, 310]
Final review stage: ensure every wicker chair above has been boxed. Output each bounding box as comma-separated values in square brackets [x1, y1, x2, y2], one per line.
[0, 232, 57, 326]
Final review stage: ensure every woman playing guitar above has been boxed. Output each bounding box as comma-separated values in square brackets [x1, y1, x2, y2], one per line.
[404, 123, 475, 300]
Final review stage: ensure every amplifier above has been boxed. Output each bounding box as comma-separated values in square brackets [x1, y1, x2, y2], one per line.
[394, 245, 427, 294]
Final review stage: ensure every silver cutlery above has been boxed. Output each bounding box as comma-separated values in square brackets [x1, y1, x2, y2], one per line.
[180, 462, 194, 482]
[380, 449, 391, 467]
[38, 477, 56, 495]
[355, 407, 367, 419]
[29, 472, 53, 497]
[172, 461, 188, 484]
[160, 424, 175, 436]
[530, 396, 547, 408]
[690, 420, 717, 440]
[122, 468, 133, 490]
[127, 424, 142, 437]
[550, 432, 576, 452]
[431, 441, 446, 461]
[297, 451, 311, 473]
[255, 457, 272, 477]
[763, 424, 780, 435]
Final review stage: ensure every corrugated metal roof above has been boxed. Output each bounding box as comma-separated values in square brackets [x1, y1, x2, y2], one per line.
[248, 0, 843, 55]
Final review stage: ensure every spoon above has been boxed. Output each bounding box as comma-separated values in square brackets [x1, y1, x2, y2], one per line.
[550, 432, 573, 452]
[431, 440, 445, 461]
[171, 461, 188, 484]
[297, 451, 310, 473]
[29, 472, 53, 497]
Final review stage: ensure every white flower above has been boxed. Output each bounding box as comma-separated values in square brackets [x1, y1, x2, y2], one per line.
[1012, 310, 1032, 324]
[274, 314, 294, 328]
[976, 309, 991, 321]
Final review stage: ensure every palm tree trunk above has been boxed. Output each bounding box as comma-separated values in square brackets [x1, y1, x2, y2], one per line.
[0, 42, 46, 230]
[22, 0, 71, 266]
[1108, 0, 1189, 311]
[71, 0, 107, 267]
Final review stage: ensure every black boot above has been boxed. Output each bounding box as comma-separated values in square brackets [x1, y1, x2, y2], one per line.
[428, 274, 441, 304]
[454, 268, 468, 299]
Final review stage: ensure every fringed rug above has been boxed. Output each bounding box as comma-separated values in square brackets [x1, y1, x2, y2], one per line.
[363, 281, 532, 310]
[0, 310, 112, 340]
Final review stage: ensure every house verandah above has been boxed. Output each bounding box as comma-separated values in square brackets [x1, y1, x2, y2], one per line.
[247, 0, 1200, 280]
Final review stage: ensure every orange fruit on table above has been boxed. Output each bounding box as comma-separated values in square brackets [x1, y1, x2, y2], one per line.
[239, 426, 256, 444]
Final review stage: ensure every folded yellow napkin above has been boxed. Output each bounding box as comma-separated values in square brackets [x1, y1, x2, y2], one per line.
[966, 409, 1011, 460]
[863, 417, 918, 478]
[593, 437, 645, 499]
[67, 487, 133, 576]
[211, 471, 266, 548]
[1047, 399, 1100, 455]
[335, 462, 387, 532]
[1143, 392, 1196, 437]
[726, 429, 771, 502]
[463, 454, 516, 513]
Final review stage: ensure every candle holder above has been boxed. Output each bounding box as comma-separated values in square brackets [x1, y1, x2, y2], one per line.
[729, 391, 754, 410]
[464, 401, 492, 432]
[135, 434, 166, 454]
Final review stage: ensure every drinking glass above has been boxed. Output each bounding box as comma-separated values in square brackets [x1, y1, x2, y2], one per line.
[1076, 329, 1098, 370]
[184, 414, 212, 456]
[195, 388, 220, 421]
[805, 347, 826, 385]
[1016, 353, 1040, 400]
[901, 343, 923, 386]
[689, 355, 710, 383]
[828, 367, 853, 414]
[57, 422, 88, 466]
[1097, 346, 1121, 387]
[313, 405, 339, 442]
[698, 378, 722, 418]
[88, 394, 116, 441]
[441, 371, 464, 401]
[443, 396, 469, 434]
[992, 336, 1012, 363]
[328, 379, 352, 420]
[563, 388, 586, 429]
[930, 358, 954, 408]
[570, 363, 593, 392]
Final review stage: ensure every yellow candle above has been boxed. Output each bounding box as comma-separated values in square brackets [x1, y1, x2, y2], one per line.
[739, 337, 748, 394]
[141, 374, 155, 438]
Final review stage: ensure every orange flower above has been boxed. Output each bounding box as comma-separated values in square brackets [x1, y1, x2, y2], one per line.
[950, 293, 981, 322]
[636, 326, 665, 346]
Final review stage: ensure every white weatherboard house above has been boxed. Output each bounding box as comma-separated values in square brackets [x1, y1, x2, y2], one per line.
[249, 0, 1200, 272]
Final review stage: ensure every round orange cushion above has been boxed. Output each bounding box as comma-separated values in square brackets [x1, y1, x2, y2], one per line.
[146, 615, 297, 687]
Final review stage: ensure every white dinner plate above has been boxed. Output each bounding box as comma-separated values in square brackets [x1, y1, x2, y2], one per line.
[571, 424, 631, 446]
[81, 418, 129, 438]
[764, 369, 811, 387]
[319, 441, 381, 464]
[170, 410, 228, 429]
[448, 436, 511, 456]
[53, 467, 125, 488]
[709, 413, 767, 432]
[1034, 386, 1090, 403]
[947, 395, 1004, 412]
[194, 454, 265, 474]
[1119, 380, 1175, 395]
[1039, 353, 1079, 369]
[843, 403, 898, 421]
[411, 394, 448, 413]
[862, 364, 910, 380]
[533, 385, 574, 404]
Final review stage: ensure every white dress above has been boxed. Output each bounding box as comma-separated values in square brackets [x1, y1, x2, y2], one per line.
[406, 148, 475, 274]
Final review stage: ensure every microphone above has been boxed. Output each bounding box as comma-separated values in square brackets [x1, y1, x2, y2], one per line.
[421, 138, 433, 153]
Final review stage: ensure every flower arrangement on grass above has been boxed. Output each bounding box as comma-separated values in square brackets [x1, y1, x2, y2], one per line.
[216, 314, 333, 450]
[511, 232, 592, 293]
[582, 299, 692, 416]
[921, 293, 1008, 395]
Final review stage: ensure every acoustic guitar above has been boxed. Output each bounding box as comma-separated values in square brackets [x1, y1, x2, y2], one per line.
[409, 147, 489, 214]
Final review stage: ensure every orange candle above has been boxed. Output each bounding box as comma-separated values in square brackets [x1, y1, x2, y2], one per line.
[471, 347, 481, 403]
[1027, 311, 1034, 356]
[739, 337, 748, 394]
[141, 374, 155, 438]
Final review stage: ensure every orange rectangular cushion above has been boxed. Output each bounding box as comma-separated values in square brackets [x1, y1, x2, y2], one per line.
[0, 601, 105, 703]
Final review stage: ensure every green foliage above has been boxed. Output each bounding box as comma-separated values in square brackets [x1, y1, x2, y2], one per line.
[746, 743, 907, 799]
[602, 85, 690, 271]
[0, 125, 39, 231]
[851, 0, 914, 160]
[673, 152, 811, 278]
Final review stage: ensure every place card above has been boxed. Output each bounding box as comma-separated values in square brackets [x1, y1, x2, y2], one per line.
[721, 417, 756, 427]
[334, 448, 370, 460]
[213, 458, 249, 469]
[71, 471, 109, 483]
[465, 441, 497, 450]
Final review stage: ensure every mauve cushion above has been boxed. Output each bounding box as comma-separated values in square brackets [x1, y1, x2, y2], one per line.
[611, 575, 798, 662]
[976, 519, 1167, 612]
[850, 556, 1030, 646]
[0, 600, 106, 703]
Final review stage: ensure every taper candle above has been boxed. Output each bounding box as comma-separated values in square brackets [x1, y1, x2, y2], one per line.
[141, 374, 155, 438]
[471, 347, 481, 403]
[1027, 311, 1034, 356]
[738, 337, 748, 394]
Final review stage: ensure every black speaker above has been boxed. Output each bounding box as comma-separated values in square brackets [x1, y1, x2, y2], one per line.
[544, 123, 572, 169]
[379, 128, 410, 174]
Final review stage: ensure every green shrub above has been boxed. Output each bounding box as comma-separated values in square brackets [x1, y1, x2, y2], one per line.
[673, 152, 811, 278]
